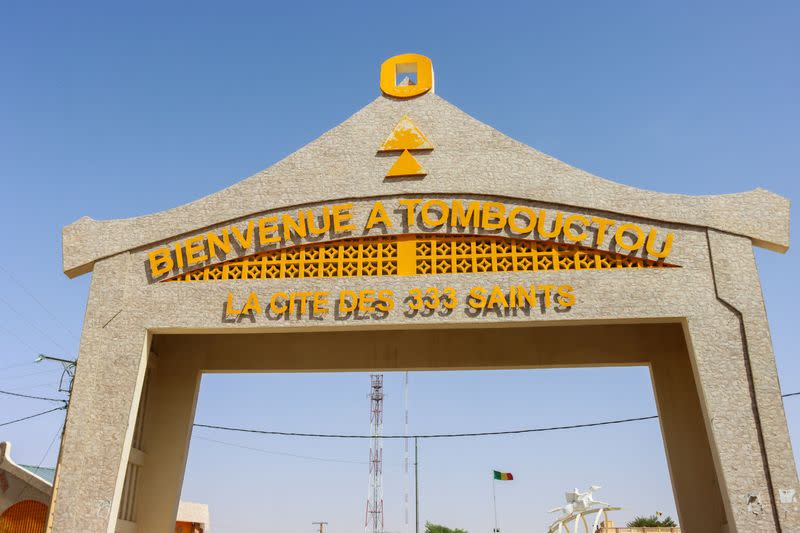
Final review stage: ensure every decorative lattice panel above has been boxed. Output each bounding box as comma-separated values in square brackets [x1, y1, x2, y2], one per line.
[166, 236, 399, 282]
[414, 235, 674, 275]
[163, 234, 675, 282]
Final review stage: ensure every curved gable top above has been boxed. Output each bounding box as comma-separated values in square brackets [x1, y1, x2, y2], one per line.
[62, 92, 790, 278]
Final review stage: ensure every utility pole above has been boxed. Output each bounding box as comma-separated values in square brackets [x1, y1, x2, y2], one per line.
[313, 521, 328, 533]
[35, 353, 76, 393]
[415, 436, 419, 533]
[404, 371, 410, 533]
[37, 353, 75, 533]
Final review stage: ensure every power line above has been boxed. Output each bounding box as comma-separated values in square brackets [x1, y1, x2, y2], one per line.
[193, 390, 800, 440]
[0, 361, 39, 372]
[194, 414, 661, 439]
[0, 293, 70, 353]
[0, 323, 39, 354]
[5, 381, 61, 392]
[0, 369, 62, 381]
[0, 385, 796, 434]
[0, 406, 66, 428]
[0, 263, 78, 339]
[194, 435, 366, 465]
[12, 419, 65, 502]
[0, 389, 68, 403]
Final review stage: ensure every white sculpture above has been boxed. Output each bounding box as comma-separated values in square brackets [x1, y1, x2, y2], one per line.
[546, 485, 620, 533]
[549, 485, 609, 516]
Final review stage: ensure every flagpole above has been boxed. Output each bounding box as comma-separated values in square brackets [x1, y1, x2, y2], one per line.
[492, 475, 498, 533]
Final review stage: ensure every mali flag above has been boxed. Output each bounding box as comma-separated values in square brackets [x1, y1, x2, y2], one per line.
[493, 470, 513, 481]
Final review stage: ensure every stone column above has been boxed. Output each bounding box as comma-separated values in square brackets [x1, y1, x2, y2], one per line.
[648, 327, 728, 531]
[707, 229, 800, 530]
[134, 348, 202, 532]
[49, 253, 150, 533]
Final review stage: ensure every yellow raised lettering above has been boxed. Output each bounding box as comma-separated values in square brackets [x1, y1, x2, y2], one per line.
[646, 230, 674, 259]
[207, 229, 231, 260]
[486, 286, 508, 308]
[366, 202, 393, 230]
[258, 216, 280, 245]
[563, 214, 589, 242]
[185, 235, 208, 266]
[313, 291, 329, 315]
[450, 200, 481, 228]
[399, 199, 422, 227]
[339, 290, 358, 313]
[537, 211, 564, 240]
[591, 217, 615, 247]
[508, 206, 536, 234]
[148, 248, 173, 277]
[539, 284, 555, 308]
[232, 221, 255, 249]
[359, 290, 376, 313]
[481, 202, 506, 230]
[332, 204, 355, 232]
[306, 207, 331, 236]
[468, 286, 487, 309]
[514, 285, 537, 308]
[270, 292, 288, 314]
[376, 290, 395, 312]
[282, 212, 308, 241]
[615, 223, 645, 252]
[556, 285, 575, 308]
[225, 292, 241, 315]
[420, 199, 449, 227]
[241, 291, 262, 315]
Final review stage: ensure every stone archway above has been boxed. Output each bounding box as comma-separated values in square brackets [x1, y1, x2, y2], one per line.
[49, 55, 798, 532]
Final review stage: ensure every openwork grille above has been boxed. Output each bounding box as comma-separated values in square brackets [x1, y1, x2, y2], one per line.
[414, 235, 674, 275]
[163, 234, 675, 282]
[166, 236, 398, 282]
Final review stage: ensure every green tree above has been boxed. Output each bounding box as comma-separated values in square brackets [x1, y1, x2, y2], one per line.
[626, 514, 677, 527]
[424, 521, 468, 533]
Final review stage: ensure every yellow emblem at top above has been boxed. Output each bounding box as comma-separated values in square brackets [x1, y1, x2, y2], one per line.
[379, 116, 433, 151]
[380, 54, 434, 98]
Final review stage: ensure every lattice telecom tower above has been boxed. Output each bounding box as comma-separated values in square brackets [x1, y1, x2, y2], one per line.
[366, 374, 385, 533]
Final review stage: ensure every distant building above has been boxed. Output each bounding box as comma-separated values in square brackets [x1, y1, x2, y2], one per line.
[598, 520, 680, 532]
[0, 442, 51, 532]
[0, 441, 210, 532]
[174, 500, 210, 533]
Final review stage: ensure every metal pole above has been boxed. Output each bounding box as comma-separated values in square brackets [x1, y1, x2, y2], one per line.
[492, 477, 498, 533]
[404, 371, 410, 533]
[415, 436, 419, 533]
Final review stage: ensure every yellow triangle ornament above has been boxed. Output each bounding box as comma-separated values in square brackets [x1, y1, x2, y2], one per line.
[379, 116, 434, 152]
[386, 149, 426, 178]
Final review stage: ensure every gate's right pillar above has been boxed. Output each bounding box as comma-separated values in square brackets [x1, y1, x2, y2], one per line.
[649, 329, 728, 532]
[691, 229, 800, 531]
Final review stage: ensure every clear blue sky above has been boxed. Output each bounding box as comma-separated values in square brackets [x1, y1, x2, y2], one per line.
[1, 1, 798, 532]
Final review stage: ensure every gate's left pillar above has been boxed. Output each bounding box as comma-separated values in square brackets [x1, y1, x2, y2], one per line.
[49, 253, 150, 533]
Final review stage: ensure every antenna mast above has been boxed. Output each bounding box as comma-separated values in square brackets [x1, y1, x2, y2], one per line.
[404, 371, 410, 533]
[366, 374, 385, 533]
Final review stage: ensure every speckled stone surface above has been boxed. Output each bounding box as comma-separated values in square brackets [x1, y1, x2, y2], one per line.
[62, 93, 789, 278]
[52, 91, 797, 533]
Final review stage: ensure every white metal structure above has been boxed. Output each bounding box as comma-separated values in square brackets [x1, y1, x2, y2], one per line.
[546, 486, 620, 533]
[366, 374, 385, 533]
